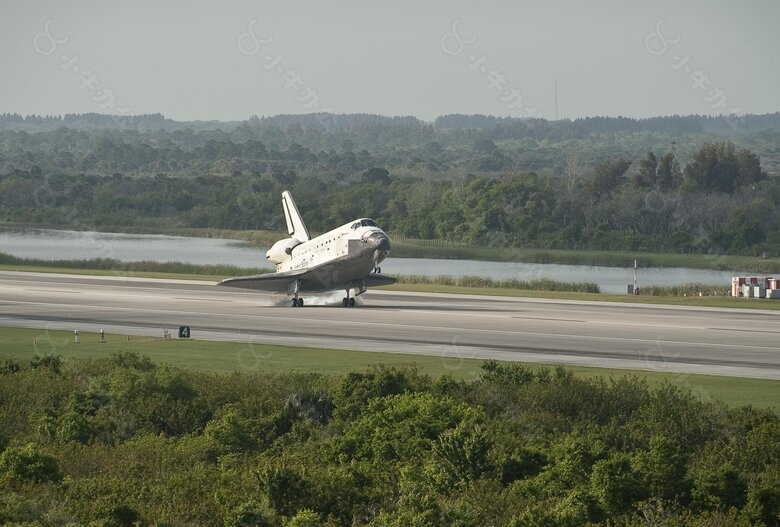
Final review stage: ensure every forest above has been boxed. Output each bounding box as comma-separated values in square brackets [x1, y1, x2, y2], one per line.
[0, 112, 779, 256]
[1, 352, 778, 526]
[2, 113, 780, 526]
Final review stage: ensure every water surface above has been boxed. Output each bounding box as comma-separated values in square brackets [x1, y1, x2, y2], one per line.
[0, 228, 741, 294]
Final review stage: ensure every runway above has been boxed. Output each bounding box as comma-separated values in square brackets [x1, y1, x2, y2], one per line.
[1, 271, 779, 380]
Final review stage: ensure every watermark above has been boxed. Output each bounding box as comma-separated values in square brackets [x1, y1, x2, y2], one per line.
[32, 324, 69, 355]
[695, 235, 730, 271]
[644, 188, 676, 214]
[33, 20, 135, 127]
[440, 336, 480, 381]
[32, 19, 68, 56]
[24, 16, 149, 283]
[236, 336, 274, 370]
[32, 174, 125, 275]
[498, 244, 547, 285]
[237, 19, 338, 131]
[440, 20, 543, 118]
[236, 19, 273, 57]
[235, 179, 266, 218]
[639, 336, 712, 402]
[641, 179, 733, 271]
[640, 336, 676, 371]
[644, 19, 745, 130]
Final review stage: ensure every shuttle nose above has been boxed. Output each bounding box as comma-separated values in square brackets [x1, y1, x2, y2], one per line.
[367, 231, 390, 252]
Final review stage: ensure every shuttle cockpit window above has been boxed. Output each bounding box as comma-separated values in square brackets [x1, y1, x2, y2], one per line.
[361, 219, 377, 227]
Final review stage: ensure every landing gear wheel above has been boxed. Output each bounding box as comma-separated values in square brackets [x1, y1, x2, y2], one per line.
[342, 298, 348, 307]
[348, 298, 356, 307]
[291, 280, 303, 308]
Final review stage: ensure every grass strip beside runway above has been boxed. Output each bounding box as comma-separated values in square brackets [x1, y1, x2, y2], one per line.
[2, 327, 777, 411]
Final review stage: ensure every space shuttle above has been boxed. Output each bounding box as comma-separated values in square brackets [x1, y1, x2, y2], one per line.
[218, 191, 395, 306]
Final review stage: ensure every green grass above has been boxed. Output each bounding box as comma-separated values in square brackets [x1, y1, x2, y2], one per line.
[0, 252, 267, 278]
[2, 327, 480, 379]
[3, 327, 777, 411]
[0, 263, 231, 282]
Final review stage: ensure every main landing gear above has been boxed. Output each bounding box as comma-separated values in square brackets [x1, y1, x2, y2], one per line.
[342, 287, 356, 307]
[291, 280, 304, 307]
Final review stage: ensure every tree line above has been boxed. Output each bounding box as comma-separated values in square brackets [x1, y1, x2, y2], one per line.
[0, 113, 778, 256]
[3, 111, 780, 137]
[0, 142, 776, 257]
[1, 353, 778, 525]
[1, 112, 779, 174]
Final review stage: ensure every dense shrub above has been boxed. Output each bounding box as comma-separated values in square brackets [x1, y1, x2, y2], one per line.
[0, 352, 777, 525]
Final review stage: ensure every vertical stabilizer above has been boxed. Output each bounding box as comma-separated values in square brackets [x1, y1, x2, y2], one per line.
[281, 191, 310, 241]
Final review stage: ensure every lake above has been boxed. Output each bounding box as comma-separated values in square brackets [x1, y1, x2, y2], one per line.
[0, 228, 741, 294]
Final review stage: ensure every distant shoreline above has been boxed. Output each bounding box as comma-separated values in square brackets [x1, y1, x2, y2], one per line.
[2, 223, 777, 273]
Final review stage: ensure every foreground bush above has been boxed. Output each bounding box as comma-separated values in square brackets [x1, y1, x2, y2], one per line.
[0, 354, 777, 525]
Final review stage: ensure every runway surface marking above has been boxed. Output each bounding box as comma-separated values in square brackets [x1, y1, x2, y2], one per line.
[1, 271, 779, 379]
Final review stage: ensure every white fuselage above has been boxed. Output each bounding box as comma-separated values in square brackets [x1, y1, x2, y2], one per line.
[267, 218, 390, 275]
[218, 191, 394, 303]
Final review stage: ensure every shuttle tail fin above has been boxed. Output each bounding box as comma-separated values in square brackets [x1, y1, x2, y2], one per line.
[282, 191, 310, 242]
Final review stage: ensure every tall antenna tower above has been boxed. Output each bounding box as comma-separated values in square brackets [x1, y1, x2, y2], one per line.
[554, 79, 559, 121]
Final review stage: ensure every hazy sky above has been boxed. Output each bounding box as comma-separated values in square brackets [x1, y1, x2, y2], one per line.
[2, 1, 778, 122]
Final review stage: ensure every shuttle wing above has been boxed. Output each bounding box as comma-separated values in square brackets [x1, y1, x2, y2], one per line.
[218, 264, 396, 294]
[218, 269, 309, 293]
